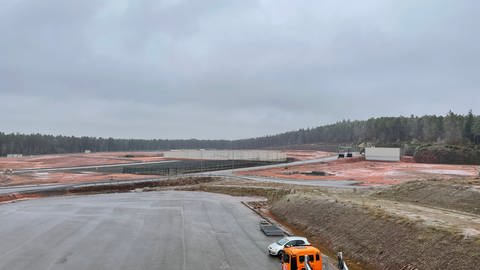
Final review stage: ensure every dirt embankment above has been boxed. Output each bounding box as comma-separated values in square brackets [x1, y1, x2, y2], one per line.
[0, 176, 220, 203]
[270, 193, 480, 270]
[0, 172, 153, 187]
[180, 183, 292, 201]
[374, 179, 480, 215]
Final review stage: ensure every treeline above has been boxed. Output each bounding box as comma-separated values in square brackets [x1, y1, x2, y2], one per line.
[0, 134, 231, 156]
[1, 111, 479, 156]
[233, 111, 480, 148]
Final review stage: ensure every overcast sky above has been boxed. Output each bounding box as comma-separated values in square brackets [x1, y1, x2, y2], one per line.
[0, 0, 478, 139]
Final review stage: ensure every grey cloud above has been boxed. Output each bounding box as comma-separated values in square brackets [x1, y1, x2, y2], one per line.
[0, 0, 479, 139]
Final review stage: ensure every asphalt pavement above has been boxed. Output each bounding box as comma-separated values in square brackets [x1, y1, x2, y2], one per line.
[0, 191, 284, 270]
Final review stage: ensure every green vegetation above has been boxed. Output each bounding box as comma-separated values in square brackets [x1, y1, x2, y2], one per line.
[235, 111, 480, 148]
[413, 144, 480, 165]
[0, 134, 232, 156]
[1, 111, 479, 156]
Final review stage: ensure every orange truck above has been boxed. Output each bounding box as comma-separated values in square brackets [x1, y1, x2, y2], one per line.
[281, 245, 322, 270]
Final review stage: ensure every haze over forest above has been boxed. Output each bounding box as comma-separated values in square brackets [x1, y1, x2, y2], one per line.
[1, 112, 479, 156]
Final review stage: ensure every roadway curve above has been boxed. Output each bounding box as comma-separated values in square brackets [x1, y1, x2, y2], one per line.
[206, 155, 361, 188]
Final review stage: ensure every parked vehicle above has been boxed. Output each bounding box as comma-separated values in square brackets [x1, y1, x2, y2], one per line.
[281, 245, 322, 270]
[267, 236, 310, 257]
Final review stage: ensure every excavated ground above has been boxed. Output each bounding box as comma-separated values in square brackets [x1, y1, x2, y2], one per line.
[373, 178, 480, 215]
[184, 176, 480, 270]
[2, 152, 480, 269]
[270, 192, 480, 270]
[237, 158, 479, 186]
[0, 172, 152, 186]
[0, 152, 169, 187]
[0, 151, 166, 170]
[0, 151, 327, 187]
[1, 171, 479, 270]
[0, 150, 327, 171]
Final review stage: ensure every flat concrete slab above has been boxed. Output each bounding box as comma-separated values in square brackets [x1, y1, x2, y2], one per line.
[0, 191, 283, 270]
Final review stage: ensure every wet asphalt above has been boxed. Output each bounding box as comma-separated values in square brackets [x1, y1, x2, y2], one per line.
[0, 191, 284, 270]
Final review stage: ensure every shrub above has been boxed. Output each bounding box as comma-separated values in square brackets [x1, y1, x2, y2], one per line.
[413, 144, 480, 165]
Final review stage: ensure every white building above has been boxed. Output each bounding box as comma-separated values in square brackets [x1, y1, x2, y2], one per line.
[364, 147, 400, 162]
[163, 149, 287, 162]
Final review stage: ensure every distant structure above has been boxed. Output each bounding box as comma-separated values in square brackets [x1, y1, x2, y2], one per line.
[6, 154, 22, 158]
[84, 150, 91, 154]
[337, 145, 354, 158]
[163, 149, 287, 162]
[364, 147, 400, 162]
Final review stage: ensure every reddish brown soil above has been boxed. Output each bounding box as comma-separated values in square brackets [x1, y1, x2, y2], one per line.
[0, 172, 152, 186]
[0, 152, 166, 187]
[0, 152, 165, 170]
[237, 158, 479, 186]
[0, 150, 334, 187]
[0, 150, 330, 170]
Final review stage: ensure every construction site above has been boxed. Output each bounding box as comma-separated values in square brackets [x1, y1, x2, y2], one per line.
[0, 148, 479, 270]
[2, 0, 480, 268]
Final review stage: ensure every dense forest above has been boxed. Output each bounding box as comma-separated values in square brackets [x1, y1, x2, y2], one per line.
[234, 111, 480, 148]
[1, 111, 479, 156]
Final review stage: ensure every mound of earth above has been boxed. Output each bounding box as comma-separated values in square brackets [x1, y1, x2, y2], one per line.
[270, 193, 480, 270]
[374, 178, 480, 215]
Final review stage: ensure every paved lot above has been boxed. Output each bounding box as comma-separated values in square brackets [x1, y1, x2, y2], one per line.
[0, 191, 283, 270]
